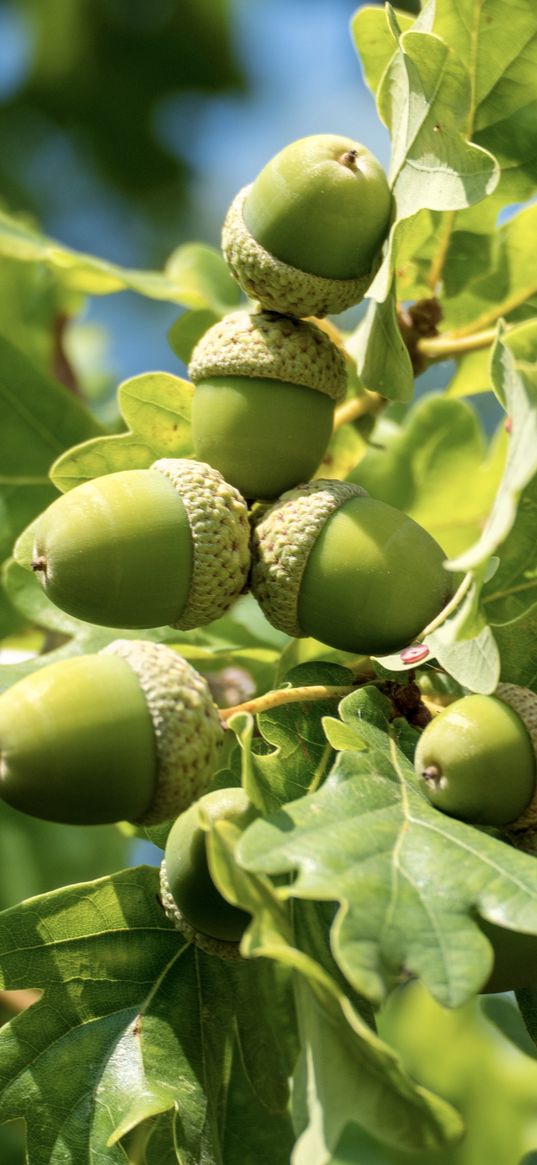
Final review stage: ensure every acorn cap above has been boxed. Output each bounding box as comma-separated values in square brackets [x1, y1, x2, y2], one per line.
[159, 858, 243, 961]
[188, 309, 347, 403]
[103, 639, 224, 825]
[497, 683, 537, 842]
[222, 186, 372, 319]
[250, 478, 367, 638]
[152, 458, 250, 629]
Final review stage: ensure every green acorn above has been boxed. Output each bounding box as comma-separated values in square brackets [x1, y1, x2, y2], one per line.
[0, 640, 224, 826]
[414, 686, 537, 829]
[222, 134, 392, 318]
[188, 310, 347, 500]
[160, 786, 254, 960]
[24, 459, 250, 629]
[250, 479, 452, 656]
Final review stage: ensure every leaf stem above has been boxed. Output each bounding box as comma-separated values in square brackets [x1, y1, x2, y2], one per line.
[427, 210, 456, 292]
[333, 391, 385, 431]
[417, 325, 499, 361]
[420, 571, 473, 639]
[220, 682, 359, 721]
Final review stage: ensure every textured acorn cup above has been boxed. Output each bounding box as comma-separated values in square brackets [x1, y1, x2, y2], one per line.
[27, 459, 250, 629]
[188, 310, 347, 500]
[0, 639, 224, 826]
[160, 786, 254, 960]
[414, 686, 537, 828]
[222, 134, 392, 318]
[250, 479, 452, 656]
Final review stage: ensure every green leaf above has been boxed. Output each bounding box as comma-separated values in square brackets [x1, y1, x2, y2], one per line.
[0, 210, 240, 310]
[351, 5, 415, 98]
[0, 800, 128, 911]
[118, 373, 193, 456]
[0, 584, 25, 640]
[433, 0, 537, 223]
[228, 662, 354, 814]
[442, 205, 537, 336]
[450, 323, 537, 571]
[168, 308, 219, 365]
[211, 817, 463, 1155]
[315, 416, 367, 483]
[164, 243, 242, 314]
[427, 614, 501, 694]
[239, 686, 537, 1010]
[0, 867, 292, 1165]
[49, 373, 194, 490]
[492, 608, 537, 690]
[446, 346, 492, 398]
[49, 432, 157, 491]
[347, 292, 414, 402]
[516, 986, 537, 1053]
[481, 995, 537, 1061]
[348, 394, 505, 560]
[379, 14, 499, 218]
[0, 334, 102, 560]
[356, 0, 537, 277]
[0, 257, 80, 378]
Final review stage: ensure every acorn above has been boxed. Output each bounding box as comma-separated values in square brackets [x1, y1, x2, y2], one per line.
[0, 640, 224, 826]
[25, 459, 250, 629]
[188, 310, 347, 500]
[221, 133, 392, 318]
[414, 686, 537, 829]
[250, 479, 452, 656]
[160, 786, 254, 960]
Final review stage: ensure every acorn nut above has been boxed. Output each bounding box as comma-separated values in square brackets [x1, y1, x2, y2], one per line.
[222, 133, 392, 318]
[24, 459, 250, 629]
[414, 686, 537, 829]
[160, 786, 254, 959]
[188, 310, 347, 500]
[250, 479, 452, 656]
[0, 640, 224, 826]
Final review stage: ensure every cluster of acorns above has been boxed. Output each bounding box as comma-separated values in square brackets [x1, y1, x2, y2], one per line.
[2, 134, 537, 963]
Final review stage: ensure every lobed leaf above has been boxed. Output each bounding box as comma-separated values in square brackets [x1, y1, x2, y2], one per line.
[210, 818, 463, 1158]
[228, 662, 355, 814]
[0, 867, 292, 1165]
[0, 210, 239, 310]
[238, 686, 537, 1010]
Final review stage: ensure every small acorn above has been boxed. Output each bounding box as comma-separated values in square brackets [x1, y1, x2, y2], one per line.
[250, 479, 452, 656]
[414, 686, 537, 829]
[188, 310, 347, 500]
[222, 133, 392, 318]
[0, 640, 224, 826]
[24, 459, 250, 629]
[160, 786, 254, 959]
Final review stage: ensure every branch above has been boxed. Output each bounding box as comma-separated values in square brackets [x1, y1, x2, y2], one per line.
[417, 325, 500, 361]
[220, 682, 358, 721]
